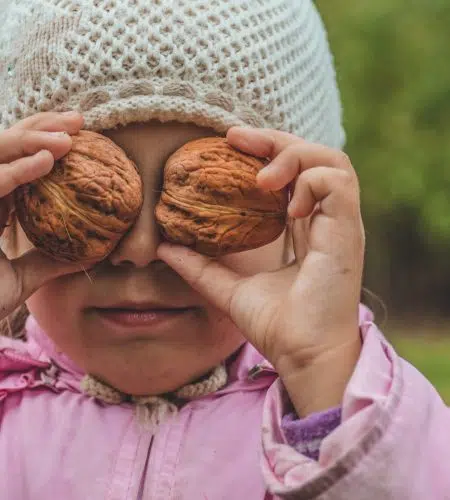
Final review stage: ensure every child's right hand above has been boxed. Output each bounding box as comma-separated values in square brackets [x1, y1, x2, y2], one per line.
[158, 127, 364, 417]
[0, 111, 84, 322]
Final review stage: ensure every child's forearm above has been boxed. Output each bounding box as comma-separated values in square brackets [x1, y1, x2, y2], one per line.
[278, 331, 362, 417]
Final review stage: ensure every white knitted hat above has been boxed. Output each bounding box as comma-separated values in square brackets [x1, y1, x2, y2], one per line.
[0, 0, 345, 148]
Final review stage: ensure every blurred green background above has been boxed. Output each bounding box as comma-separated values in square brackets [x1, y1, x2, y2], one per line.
[316, 1, 450, 401]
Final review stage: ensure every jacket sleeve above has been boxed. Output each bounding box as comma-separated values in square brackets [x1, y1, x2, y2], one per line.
[261, 309, 450, 499]
[281, 407, 342, 461]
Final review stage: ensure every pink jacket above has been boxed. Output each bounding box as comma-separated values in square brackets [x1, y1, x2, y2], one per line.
[0, 306, 448, 499]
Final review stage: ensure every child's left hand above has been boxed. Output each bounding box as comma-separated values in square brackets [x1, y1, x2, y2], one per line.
[158, 127, 365, 416]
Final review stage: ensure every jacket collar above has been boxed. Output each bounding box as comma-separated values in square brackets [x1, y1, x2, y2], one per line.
[1, 315, 277, 396]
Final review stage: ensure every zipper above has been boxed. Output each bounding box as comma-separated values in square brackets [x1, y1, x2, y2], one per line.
[247, 363, 275, 381]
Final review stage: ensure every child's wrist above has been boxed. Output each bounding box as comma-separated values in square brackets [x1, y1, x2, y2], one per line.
[277, 333, 362, 417]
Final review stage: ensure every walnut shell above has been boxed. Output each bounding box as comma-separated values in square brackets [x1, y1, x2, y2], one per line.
[155, 137, 288, 256]
[14, 130, 143, 263]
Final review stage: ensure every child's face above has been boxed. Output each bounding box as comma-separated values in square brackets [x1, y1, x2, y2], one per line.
[18, 121, 291, 395]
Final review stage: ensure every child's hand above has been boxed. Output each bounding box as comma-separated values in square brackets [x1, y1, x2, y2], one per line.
[158, 128, 365, 416]
[0, 111, 84, 321]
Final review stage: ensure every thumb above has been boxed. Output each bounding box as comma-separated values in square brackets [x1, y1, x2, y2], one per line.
[157, 243, 242, 315]
[11, 248, 86, 301]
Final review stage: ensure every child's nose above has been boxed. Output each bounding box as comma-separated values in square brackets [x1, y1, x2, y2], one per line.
[107, 201, 160, 268]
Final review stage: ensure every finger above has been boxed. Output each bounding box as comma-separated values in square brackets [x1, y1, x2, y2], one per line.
[287, 174, 315, 218]
[289, 169, 363, 265]
[227, 127, 299, 159]
[10, 249, 82, 303]
[0, 128, 72, 164]
[257, 142, 355, 192]
[286, 217, 308, 264]
[288, 167, 359, 219]
[0, 150, 54, 198]
[157, 243, 243, 315]
[12, 111, 84, 134]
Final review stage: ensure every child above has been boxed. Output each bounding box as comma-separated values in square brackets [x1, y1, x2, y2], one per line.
[0, 1, 448, 499]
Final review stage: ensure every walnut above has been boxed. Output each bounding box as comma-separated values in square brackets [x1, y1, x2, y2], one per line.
[155, 137, 288, 256]
[14, 130, 143, 263]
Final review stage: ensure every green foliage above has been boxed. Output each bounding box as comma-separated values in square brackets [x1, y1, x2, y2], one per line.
[316, 0, 450, 243]
[391, 333, 450, 403]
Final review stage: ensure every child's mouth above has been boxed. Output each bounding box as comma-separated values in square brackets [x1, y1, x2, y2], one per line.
[94, 305, 196, 330]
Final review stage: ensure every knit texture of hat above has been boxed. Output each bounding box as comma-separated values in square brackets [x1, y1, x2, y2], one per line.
[0, 0, 345, 148]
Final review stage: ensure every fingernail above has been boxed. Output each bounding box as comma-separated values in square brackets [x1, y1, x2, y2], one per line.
[47, 131, 68, 137]
[257, 164, 273, 178]
[233, 136, 250, 150]
[62, 110, 80, 116]
[287, 201, 295, 216]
